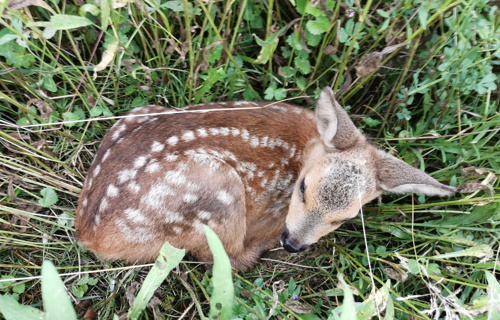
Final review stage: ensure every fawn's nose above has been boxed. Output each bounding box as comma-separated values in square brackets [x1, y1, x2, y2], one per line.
[280, 226, 309, 253]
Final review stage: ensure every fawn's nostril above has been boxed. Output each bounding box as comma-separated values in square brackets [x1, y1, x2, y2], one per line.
[283, 241, 301, 253]
[280, 226, 308, 253]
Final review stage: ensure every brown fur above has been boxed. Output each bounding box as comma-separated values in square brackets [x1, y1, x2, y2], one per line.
[76, 89, 455, 270]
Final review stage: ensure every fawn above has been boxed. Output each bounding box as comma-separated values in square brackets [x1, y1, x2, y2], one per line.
[75, 87, 456, 270]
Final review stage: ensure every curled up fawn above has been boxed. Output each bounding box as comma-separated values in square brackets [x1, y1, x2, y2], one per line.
[75, 87, 456, 270]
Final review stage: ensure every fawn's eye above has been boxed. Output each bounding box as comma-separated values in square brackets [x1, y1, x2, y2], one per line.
[299, 178, 306, 202]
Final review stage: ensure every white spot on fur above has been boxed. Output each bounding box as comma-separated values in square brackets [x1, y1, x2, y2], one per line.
[173, 226, 182, 234]
[151, 141, 165, 152]
[197, 128, 208, 137]
[216, 190, 233, 205]
[134, 156, 147, 168]
[289, 145, 296, 158]
[127, 181, 141, 193]
[185, 150, 220, 171]
[145, 161, 161, 173]
[102, 149, 111, 161]
[88, 178, 93, 188]
[260, 136, 268, 147]
[283, 142, 290, 150]
[233, 101, 246, 106]
[219, 127, 230, 135]
[192, 219, 204, 233]
[116, 219, 153, 243]
[209, 128, 220, 135]
[231, 128, 240, 136]
[99, 198, 109, 211]
[260, 178, 268, 188]
[112, 124, 126, 140]
[165, 153, 179, 162]
[183, 193, 199, 203]
[292, 107, 303, 114]
[182, 130, 195, 141]
[198, 211, 212, 219]
[93, 164, 101, 177]
[250, 136, 259, 147]
[270, 105, 287, 112]
[125, 208, 146, 223]
[167, 136, 179, 146]
[164, 170, 186, 185]
[241, 129, 250, 141]
[257, 171, 265, 177]
[141, 182, 175, 208]
[94, 214, 101, 226]
[118, 169, 137, 183]
[107, 184, 119, 197]
[164, 211, 184, 223]
[82, 198, 88, 207]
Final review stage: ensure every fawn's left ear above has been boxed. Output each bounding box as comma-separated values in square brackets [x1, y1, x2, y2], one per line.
[315, 87, 364, 150]
[376, 150, 456, 196]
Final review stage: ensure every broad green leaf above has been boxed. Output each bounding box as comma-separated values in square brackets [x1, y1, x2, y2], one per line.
[79, 4, 100, 16]
[306, 16, 331, 35]
[51, 15, 93, 30]
[338, 275, 356, 320]
[0, 33, 18, 46]
[363, 117, 382, 127]
[31, 15, 94, 30]
[12, 284, 25, 294]
[357, 280, 391, 320]
[61, 112, 80, 128]
[127, 242, 184, 320]
[204, 225, 234, 320]
[433, 244, 493, 260]
[252, 37, 278, 64]
[264, 83, 277, 100]
[485, 271, 500, 319]
[42, 77, 57, 92]
[0, 294, 43, 320]
[418, 6, 428, 30]
[376, 9, 390, 18]
[383, 296, 394, 320]
[295, 55, 311, 75]
[304, 1, 325, 17]
[90, 106, 104, 117]
[101, 0, 111, 30]
[38, 187, 58, 207]
[407, 259, 420, 275]
[42, 261, 77, 320]
[274, 88, 287, 100]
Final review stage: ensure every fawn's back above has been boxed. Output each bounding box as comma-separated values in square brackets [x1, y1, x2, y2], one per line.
[76, 88, 455, 270]
[76, 102, 318, 269]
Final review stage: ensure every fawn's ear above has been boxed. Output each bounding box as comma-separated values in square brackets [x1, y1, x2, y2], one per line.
[376, 150, 456, 196]
[315, 87, 364, 150]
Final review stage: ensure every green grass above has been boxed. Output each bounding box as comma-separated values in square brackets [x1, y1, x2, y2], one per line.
[0, 0, 499, 319]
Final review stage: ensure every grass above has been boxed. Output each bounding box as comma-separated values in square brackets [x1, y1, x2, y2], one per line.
[0, 0, 499, 319]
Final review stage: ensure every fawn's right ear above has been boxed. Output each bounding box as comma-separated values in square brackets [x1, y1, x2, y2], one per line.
[315, 87, 364, 150]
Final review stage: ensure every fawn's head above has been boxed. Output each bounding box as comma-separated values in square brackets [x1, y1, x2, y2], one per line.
[280, 87, 456, 253]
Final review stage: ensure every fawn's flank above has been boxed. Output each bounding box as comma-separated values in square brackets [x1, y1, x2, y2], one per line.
[75, 87, 456, 270]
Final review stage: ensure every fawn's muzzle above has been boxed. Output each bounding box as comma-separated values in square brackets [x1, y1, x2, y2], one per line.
[280, 225, 309, 253]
